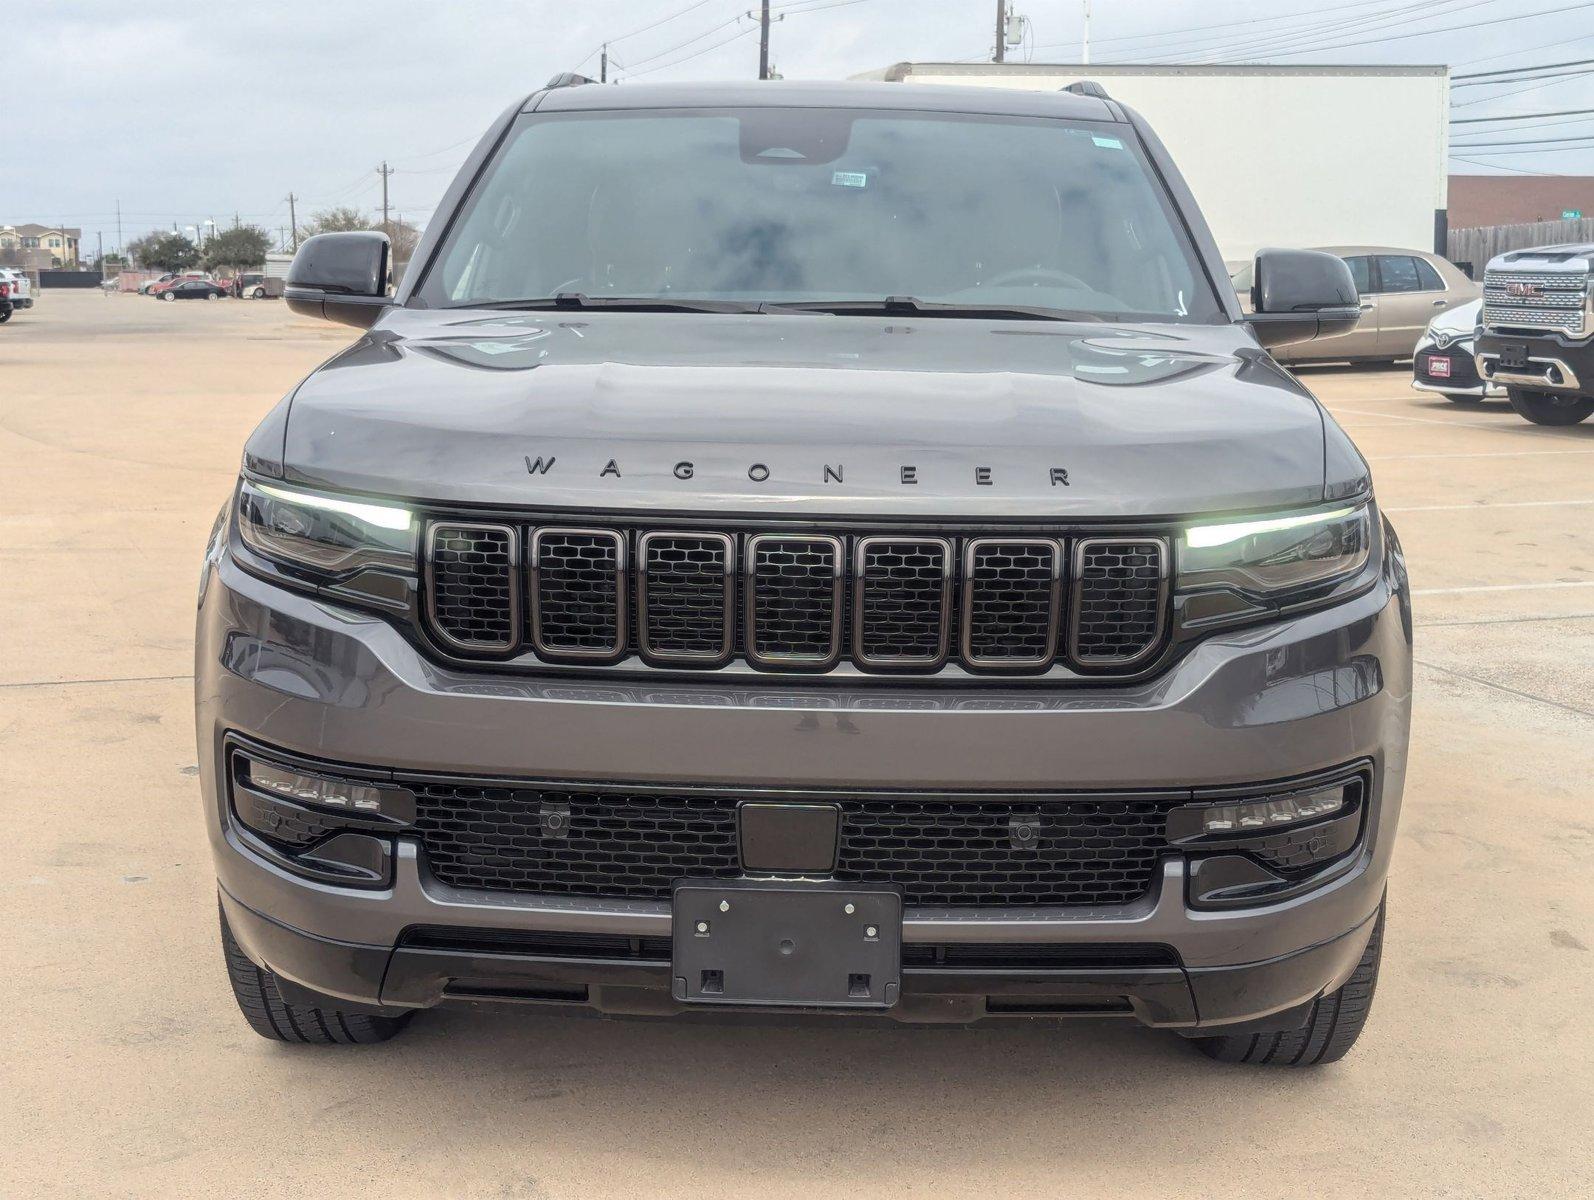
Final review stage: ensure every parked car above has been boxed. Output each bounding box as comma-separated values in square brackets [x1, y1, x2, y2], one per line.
[232, 272, 283, 299]
[203, 78, 1408, 1066]
[1410, 299, 1500, 403]
[1238, 247, 1478, 364]
[1475, 242, 1594, 426]
[143, 271, 212, 295]
[158, 278, 228, 301]
[0, 267, 35, 316]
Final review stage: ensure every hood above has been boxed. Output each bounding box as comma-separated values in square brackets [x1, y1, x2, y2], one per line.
[267, 308, 1348, 518]
[1430, 298, 1482, 340]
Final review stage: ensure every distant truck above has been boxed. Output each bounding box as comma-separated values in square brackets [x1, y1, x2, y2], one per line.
[1476, 244, 1594, 425]
[0, 267, 34, 321]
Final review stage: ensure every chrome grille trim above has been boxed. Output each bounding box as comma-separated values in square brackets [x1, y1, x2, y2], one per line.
[528, 527, 627, 661]
[852, 536, 954, 668]
[1069, 537, 1170, 668]
[424, 522, 521, 654]
[1482, 268, 1589, 335]
[744, 533, 844, 669]
[635, 531, 735, 665]
[961, 537, 1064, 669]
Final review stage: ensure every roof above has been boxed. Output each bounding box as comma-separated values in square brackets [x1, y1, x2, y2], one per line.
[527, 79, 1118, 122]
[9, 223, 82, 238]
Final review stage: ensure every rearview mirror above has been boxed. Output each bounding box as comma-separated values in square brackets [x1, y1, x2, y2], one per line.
[1244, 248, 1361, 350]
[285, 232, 392, 329]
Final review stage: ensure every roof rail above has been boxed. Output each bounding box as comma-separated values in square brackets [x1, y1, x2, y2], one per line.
[1063, 80, 1109, 98]
[545, 72, 596, 90]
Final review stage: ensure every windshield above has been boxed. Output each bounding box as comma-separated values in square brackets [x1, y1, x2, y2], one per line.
[416, 107, 1222, 322]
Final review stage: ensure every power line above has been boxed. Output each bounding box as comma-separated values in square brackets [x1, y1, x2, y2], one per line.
[1176, 0, 1491, 65]
[1452, 133, 1594, 147]
[1454, 56, 1594, 80]
[1453, 106, 1594, 123]
[1253, 3, 1594, 59]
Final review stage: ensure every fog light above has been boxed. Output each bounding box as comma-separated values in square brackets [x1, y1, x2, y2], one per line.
[1201, 785, 1347, 834]
[248, 760, 385, 811]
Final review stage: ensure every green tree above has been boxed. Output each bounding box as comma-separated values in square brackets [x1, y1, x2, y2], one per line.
[202, 225, 273, 273]
[129, 231, 199, 273]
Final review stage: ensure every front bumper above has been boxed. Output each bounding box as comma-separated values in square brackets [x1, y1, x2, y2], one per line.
[198, 530, 1412, 1030]
[1476, 329, 1594, 395]
[1411, 337, 1500, 397]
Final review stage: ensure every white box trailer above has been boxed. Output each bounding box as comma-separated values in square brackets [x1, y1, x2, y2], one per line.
[854, 63, 1450, 268]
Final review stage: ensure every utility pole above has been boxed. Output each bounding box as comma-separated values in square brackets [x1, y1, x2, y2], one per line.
[759, 1, 771, 79]
[115, 199, 123, 258]
[600, 43, 608, 83]
[377, 162, 394, 240]
[286, 193, 298, 251]
[994, 0, 1006, 63]
[1081, 0, 1092, 65]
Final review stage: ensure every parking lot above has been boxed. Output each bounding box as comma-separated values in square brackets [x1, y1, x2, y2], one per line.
[2, 290, 1590, 1198]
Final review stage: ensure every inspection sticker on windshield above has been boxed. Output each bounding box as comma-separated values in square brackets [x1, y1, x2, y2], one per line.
[832, 170, 869, 188]
[1091, 135, 1124, 150]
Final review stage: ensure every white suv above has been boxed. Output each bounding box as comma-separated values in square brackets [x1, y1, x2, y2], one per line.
[0, 268, 33, 320]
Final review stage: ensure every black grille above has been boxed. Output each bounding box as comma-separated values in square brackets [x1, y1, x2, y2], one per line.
[1071, 539, 1167, 665]
[531, 529, 625, 658]
[412, 785, 1180, 907]
[427, 524, 517, 650]
[853, 537, 952, 666]
[746, 535, 842, 666]
[638, 532, 733, 662]
[421, 522, 1171, 676]
[963, 538, 1061, 666]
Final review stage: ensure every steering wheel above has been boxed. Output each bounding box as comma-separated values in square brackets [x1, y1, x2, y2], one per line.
[982, 266, 1091, 292]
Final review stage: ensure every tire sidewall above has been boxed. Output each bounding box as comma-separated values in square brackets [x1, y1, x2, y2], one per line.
[1506, 387, 1594, 426]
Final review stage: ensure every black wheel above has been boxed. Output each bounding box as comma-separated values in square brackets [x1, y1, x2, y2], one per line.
[206, 290, 219, 300]
[1507, 387, 1594, 426]
[160, 291, 175, 301]
[1192, 900, 1383, 1067]
[0, 308, 10, 323]
[219, 904, 412, 1044]
[252, 287, 266, 299]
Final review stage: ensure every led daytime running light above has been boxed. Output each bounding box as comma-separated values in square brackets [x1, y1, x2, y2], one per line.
[1185, 506, 1357, 551]
[254, 482, 413, 533]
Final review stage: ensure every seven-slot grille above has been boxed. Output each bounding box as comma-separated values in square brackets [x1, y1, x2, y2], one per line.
[1483, 268, 1589, 336]
[411, 784, 1182, 906]
[424, 522, 1169, 675]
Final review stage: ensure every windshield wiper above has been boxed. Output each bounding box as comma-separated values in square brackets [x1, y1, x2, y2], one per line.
[767, 296, 1106, 322]
[468, 293, 762, 313]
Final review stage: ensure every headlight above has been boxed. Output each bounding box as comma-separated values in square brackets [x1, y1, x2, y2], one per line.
[237, 479, 415, 577]
[1178, 502, 1372, 597]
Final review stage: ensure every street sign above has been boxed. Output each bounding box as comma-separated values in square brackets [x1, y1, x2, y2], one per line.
[1564, 210, 1583, 220]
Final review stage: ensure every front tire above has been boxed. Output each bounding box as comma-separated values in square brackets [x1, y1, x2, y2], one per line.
[219, 904, 412, 1045]
[1192, 900, 1384, 1067]
[0, 308, 10, 323]
[252, 287, 266, 299]
[1507, 387, 1594, 426]
[160, 291, 175, 301]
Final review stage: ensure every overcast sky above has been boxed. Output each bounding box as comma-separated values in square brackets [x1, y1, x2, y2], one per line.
[6, 0, 1591, 255]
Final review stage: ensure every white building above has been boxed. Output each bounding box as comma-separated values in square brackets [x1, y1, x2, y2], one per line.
[853, 63, 1451, 267]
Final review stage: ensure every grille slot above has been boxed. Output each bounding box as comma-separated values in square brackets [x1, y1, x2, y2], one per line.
[853, 536, 953, 667]
[529, 528, 626, 659]
[426, 523, 519, 651]
[962, 538, 1062, 668]
[637, 532, 735, 664]
[411, 785, 1182, 907]
[745, 534, 843, 668]
[1070, 538, 1168, 666]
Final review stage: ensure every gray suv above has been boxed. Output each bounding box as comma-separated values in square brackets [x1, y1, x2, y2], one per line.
[199, 79, 1410, 1066]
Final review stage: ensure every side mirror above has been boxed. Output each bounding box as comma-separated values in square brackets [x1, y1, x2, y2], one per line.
[1244, 248, 1361, 350]
[285, 232, 392, 329]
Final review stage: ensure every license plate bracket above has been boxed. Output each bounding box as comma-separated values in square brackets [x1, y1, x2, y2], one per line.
[1497, 341, 1530, 370]
[1426, 355, 1452, 378]
[672, 881, 901, 1008]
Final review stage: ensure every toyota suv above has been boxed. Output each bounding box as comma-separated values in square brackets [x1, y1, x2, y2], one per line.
[198, 79, 1411, 1067]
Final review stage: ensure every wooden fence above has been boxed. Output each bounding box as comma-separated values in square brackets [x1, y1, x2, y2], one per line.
[1448, 217, 1594, 277]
